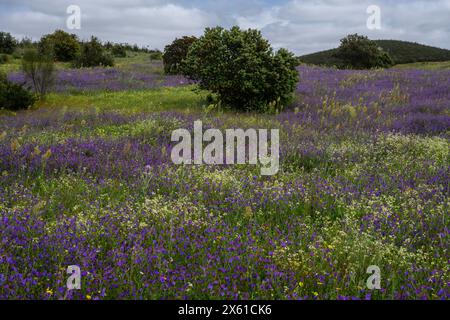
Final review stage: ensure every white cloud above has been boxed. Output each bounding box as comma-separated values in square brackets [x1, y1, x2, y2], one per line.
[0, 0, 449, 54]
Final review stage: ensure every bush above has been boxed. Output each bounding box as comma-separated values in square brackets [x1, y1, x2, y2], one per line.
[22, 49, 55, 98]
[0, 72, 36, 110]
[378, 51, 395, 68]
[73, 37, 114, 68]
[39, 30, 80, 62]
[182, 26, 299, 112]
[163, 36, 197, 74]
[0, 54, 10, 64]
[333, 34, 394, 69]
[0, 32, 17, 54]
[111, 44, 127, 58]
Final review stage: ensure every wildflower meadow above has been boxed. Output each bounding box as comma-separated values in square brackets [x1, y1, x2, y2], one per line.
[1, 55, 449, 300]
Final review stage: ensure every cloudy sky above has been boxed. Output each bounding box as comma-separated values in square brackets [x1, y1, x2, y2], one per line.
[0, 0, 449, 55]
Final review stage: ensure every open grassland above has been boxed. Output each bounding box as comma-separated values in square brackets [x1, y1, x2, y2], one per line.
[395, 60, 450, 70]
[0, 57, 449, 300]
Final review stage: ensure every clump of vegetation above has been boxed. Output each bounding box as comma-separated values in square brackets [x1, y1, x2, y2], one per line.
[333, 34, 394, 69]
[21, 48, 55, 99]
[0, 53, 10, 64]
[73, 37, 114, 68]
[0, 31, 17, 54]
[163, 36, 197, 74]
[111, 44, 127, 58]
[0, 72, 36, 110]
[182, 27, 299, 112]
[39, 30, 80, 62]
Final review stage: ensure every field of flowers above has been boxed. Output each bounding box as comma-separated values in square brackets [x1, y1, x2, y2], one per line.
[0, 60, 449, 300]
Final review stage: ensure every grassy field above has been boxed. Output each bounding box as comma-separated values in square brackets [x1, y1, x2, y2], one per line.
[0, 54, 449, 300]
[394, 60, 450, 70]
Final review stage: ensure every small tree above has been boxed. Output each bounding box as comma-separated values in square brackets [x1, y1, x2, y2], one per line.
[0, 31, 17, 54]
[39, 30, 80, 62]
[333, 34, 394, 69]
[182, 27, 299, 112]
[73, 37, 114, 68]
[163, 36, 197, 74]
[22, 49, 55, 99]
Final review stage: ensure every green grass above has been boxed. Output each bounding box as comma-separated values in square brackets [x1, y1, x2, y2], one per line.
[36, 86, 208, 114]
[0, 57, 22, 73]
[114, 52, 158, 67]
[394, 60, 450, 70]
[0, 56, 73, 74]
[0, 51, 160, 74]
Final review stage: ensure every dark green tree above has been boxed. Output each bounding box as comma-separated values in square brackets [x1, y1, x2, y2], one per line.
[182, 26, 299, 112]
[333, 34, 394, 69]
[39, 30, 80, 62]
[0, 31, 17, 54]
[163, 36, 197, 74]
[73, 36, 114, 68]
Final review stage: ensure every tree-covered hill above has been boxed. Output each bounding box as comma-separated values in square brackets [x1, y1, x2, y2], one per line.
[298, 40, 450, 66]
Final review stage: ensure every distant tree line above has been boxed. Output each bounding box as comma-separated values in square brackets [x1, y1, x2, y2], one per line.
[0, 30, 162, 67]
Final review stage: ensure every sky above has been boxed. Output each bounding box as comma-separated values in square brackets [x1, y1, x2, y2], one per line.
[0, 0, 449, 55]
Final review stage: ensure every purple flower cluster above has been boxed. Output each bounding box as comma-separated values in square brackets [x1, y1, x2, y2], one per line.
[8, 64, 191, 93]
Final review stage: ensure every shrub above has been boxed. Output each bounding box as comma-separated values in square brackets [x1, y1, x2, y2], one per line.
[182, 26, 299, 112]
[0, 72, 36, 110]
[333, 34, 394, 69]
[0, 54, 10, 64]
[39, 30, 80, 62]
[73, 37, 114, 68]
[111, 44, 127, 58]
[0, 32, 17, 54]
[378, 51, 395, 68]
[163, 36, 197, 74]
[22, 48, 55, 98]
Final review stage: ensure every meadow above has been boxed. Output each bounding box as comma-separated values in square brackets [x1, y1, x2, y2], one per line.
[0, 55, 449, 300]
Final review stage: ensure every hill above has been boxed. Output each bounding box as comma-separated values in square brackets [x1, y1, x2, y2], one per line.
[298, 40, 450, 66]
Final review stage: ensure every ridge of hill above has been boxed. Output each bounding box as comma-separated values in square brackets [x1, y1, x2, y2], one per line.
[298, 40, 450, 66]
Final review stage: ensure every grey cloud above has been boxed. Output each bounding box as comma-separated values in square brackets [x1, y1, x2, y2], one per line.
[0, 0, 449, 54]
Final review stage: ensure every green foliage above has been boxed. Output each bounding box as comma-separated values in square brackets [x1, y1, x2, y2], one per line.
[333, 34, 394, 69]
[0, 32, 17, 54]
[378, 50, 395, 68]
[22, 48, 55, 98]
[182, 26, 299, 112]
[163, 36, 197, 74]
[111, 44, 127, 58]
[39, 30, 80, 62]
[73, 37, 114, 68]
[0, 72, 36, 110]
[299, 40, 450, 66]
[0, 54, 10, 64]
